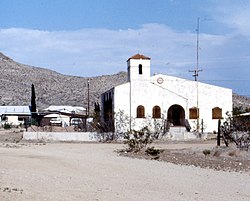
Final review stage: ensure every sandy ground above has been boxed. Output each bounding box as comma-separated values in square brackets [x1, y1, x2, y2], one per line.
[0, 142, 250, 201]
[121, 140, 250, 172]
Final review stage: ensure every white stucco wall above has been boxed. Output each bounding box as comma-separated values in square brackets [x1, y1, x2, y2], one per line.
[60, 116, 70, 127]
[152, 74, 232, 132]
[113, 80, 187, 133]
[4, 116, 26, 125]
[112, 73, 232, 133]
[23, 132, 99, 142]
[127, 58, 150, 82]
[7, 116, 19, 125]
[102, 55, 232, 135]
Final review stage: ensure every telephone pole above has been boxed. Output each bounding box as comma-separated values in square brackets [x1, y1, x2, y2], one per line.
[87, 78, 90, 117]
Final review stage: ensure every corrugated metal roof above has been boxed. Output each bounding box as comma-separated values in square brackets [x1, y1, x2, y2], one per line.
[44, 113, 69, 118]
[0, 106, 31, 115]
[44, 106, 86, 114]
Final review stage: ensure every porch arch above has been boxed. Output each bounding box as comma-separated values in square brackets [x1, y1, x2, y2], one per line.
[167, 104, 185, 126]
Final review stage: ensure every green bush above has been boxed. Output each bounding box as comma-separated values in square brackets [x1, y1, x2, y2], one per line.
[3, 123, 12, 130]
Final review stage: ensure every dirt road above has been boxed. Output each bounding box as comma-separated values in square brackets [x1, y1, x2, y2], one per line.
[0, 142, 250, 201]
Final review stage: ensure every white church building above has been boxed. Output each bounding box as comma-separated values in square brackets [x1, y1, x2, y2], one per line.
[101, 54, 232, 139]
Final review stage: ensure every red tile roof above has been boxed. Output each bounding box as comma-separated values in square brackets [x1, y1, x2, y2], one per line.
[127, 53, 151, 61]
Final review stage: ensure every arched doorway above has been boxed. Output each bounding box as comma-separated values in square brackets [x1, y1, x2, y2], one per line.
[167, 104, 185, 126]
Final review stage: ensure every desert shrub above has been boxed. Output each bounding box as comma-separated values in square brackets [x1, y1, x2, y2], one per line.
[145, 146, 161, 156]
[124, 126, 154, 152]
[213, 150, 221, 157]
[3, 123, 12, 130]
[203, 149, 211, 157]
[228, 150, 237, 157]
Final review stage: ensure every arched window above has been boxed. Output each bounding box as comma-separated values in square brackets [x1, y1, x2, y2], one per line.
[189, 107, 199, 119]
[137, 105, 145, 118]
[139, 64, 143, 75]
[212, 107, 222, 119]
[152, 106, 161, 118]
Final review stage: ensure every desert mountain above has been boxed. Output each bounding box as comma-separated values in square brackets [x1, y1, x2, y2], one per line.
[0, 52, 249, 112]
[0, 52, 126, 111]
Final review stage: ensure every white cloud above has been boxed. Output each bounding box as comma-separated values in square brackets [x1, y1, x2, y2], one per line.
[210, 0, 250, 36]
[0, 25, 197, 76]
[0, 23, 250, 95]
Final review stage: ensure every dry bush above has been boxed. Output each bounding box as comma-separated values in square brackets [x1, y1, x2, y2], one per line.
[228, 150, 238, 157]
[213, 150, 222, 157]
[203, 149, 211, 157]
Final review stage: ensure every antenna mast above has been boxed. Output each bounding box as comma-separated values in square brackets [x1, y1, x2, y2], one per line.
[189, 17, 202, 80]
[189, 17, 203, 132]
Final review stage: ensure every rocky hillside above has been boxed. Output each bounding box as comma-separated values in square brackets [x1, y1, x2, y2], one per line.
[0, 52, 127, 111]
[0, 52, 249, 112]
[232, 93, 250, 110]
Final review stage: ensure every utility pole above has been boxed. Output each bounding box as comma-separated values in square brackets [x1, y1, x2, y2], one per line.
[85, 78, 90, 132]
[189, 17, 203, 132]
[87, 78, 90, 117]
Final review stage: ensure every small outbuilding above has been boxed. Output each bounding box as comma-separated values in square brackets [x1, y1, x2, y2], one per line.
[38, 105, 86, 128]
[0, 106, 31, 126]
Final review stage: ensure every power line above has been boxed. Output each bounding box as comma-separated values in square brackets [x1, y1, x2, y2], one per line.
[202, 79, 246, 82]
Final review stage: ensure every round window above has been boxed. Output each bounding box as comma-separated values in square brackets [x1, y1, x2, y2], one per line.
[157, 77, 163, 84]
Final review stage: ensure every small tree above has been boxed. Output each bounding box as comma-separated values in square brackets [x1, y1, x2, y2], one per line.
[91, 102, 101, 130]
[98, 110, 132, 141]
[152, 113, 167, 139]
[93, 109, 166, 146]
[233, 106, 244, 116]
[114, 110, 131, 137]
[30, 84, 37, 124]
[132, 114, 167, 140]
[219, 111, 250, 150]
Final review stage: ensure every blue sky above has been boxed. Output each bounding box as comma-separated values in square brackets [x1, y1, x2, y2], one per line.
[0, 0, 250, 97]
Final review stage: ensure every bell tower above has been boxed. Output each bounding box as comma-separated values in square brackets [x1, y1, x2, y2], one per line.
[127, 54, 151, 82]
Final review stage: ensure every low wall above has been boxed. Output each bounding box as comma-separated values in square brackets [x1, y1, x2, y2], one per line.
[23, 131, 208, 142]
[23, 132, 99, 142]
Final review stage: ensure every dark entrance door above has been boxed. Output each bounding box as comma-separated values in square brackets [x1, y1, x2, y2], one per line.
[167, 104, 185, 126]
